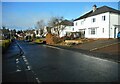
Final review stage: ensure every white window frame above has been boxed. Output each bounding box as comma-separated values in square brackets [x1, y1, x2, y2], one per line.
[89, 28, 97, 35]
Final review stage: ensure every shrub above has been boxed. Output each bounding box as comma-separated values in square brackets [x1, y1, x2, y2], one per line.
[46, 33, 62, 44]
[1, 39, 11, 53]
[46, 33, 54, 44]
[53, 36, 62, 44]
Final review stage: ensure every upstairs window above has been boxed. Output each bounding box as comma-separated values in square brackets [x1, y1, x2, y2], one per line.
[81, 21, 84, 25]
[75, 22, 77, 26]
[102, 16, 106, 21]
[92, 18, 96, 23]
[103, 28, 104, 33]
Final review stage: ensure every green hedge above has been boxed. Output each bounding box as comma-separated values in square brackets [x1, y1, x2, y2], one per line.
[0, 40, 11, 53]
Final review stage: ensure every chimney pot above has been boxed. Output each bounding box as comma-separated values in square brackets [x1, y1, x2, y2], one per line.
[93, 5, 97, 12]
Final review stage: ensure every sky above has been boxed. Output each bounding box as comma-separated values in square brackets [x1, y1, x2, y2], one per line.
[2, 2, 119, 30]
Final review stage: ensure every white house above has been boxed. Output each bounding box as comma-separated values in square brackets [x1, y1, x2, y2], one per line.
[74, 5, 120, 38]
[34, 29, 42, 37]
[51, 20, 74, 37]
[34, 26, 50, 37]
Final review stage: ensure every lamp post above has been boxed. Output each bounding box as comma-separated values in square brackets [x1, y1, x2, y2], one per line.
[9, 29, 12, 40]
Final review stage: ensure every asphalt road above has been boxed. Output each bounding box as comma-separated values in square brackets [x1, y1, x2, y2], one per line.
[3, 40, 120, 82]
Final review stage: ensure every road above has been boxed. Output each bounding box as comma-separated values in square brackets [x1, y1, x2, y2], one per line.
[3, 40, 119, 82]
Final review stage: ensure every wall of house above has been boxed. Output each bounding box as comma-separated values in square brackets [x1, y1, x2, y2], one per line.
[110, 13, 120, 38]
[51, 27, 58, 35]
[74, 12, 110, 38]
[60, 26, 74, 37]
[34, 29, 41, 37]
[51, 25, 74, 37]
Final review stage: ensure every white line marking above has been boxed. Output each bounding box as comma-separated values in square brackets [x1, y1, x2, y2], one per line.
[16, 59, 19, 61]
[16, 69, 22, 72]
[25, 62, 29, 65]
[16, 61, 19, 64]
[26, 66, 31, 71]
[22, 56, 25, 58]
[23, 57, 27, 60]
[24, 59, 28, 62]
[35, 78, 41, 83]
[21, 55, 40, 83]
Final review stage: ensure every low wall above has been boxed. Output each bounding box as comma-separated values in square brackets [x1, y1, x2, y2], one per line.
[65, 40, 83, 44]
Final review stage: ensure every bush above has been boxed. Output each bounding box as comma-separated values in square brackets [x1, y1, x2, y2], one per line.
[46, 33, 62, 44]
[53, 36, 62, 44]
[46, 33, 54, 44]
[1, 40, 11, 53]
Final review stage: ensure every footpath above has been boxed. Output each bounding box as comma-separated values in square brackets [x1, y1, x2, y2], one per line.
[2, 41, 37, 83]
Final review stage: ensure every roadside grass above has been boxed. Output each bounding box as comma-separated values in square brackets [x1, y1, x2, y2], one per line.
[0, 39, 11, 53]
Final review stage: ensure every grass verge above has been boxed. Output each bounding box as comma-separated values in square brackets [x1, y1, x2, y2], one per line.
[0, 39, 11, 53]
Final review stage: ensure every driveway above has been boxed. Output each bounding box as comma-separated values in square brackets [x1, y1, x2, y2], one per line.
[73, 39, 120, 52]
[93, 43, 120, 55]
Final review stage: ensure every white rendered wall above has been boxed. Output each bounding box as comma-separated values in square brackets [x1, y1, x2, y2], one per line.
[110, 13, 120, 38]
[74, 12, 110, 38]
[60, 26, 74, 37]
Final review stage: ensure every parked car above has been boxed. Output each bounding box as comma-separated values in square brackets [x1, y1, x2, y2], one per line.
[117, 32, 120, 39]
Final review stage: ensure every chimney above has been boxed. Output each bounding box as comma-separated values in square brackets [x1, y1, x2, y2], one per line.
[93, 5, 97, 12]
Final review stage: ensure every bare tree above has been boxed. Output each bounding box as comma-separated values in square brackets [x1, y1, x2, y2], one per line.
[36, 20, 45, 29]
[47, 16, 65, 37]
[36, 19, 45, 36]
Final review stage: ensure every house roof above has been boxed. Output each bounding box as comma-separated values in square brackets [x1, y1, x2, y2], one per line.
[60, 20, 74, 26]
[74, 6, 120, 21]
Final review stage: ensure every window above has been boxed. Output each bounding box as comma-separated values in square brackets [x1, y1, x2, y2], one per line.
[72, 28, 74, 31]
[89, 28, 96, 35]
[92, 18, 96, 23]
[36, 30, 38, 35]
[91, 28, 95, 34]
[102, 16, 106, 21]
[81, 21, 84, 25]
[76, 22, 77, 26]
[103, 28, 104, 33]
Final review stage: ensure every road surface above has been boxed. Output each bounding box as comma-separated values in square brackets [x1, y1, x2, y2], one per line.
[3, 40, 119, 82]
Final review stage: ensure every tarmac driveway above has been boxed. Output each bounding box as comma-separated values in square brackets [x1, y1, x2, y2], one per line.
[73, 39, 120, 51]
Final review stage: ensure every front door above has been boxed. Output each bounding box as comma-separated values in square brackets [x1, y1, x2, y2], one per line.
[114, 27, 120, 38]
[79, 29, 85, 38]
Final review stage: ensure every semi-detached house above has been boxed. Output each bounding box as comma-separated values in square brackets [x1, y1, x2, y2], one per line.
[51, 20, 74, 37]
[74, 5, 120, 38]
